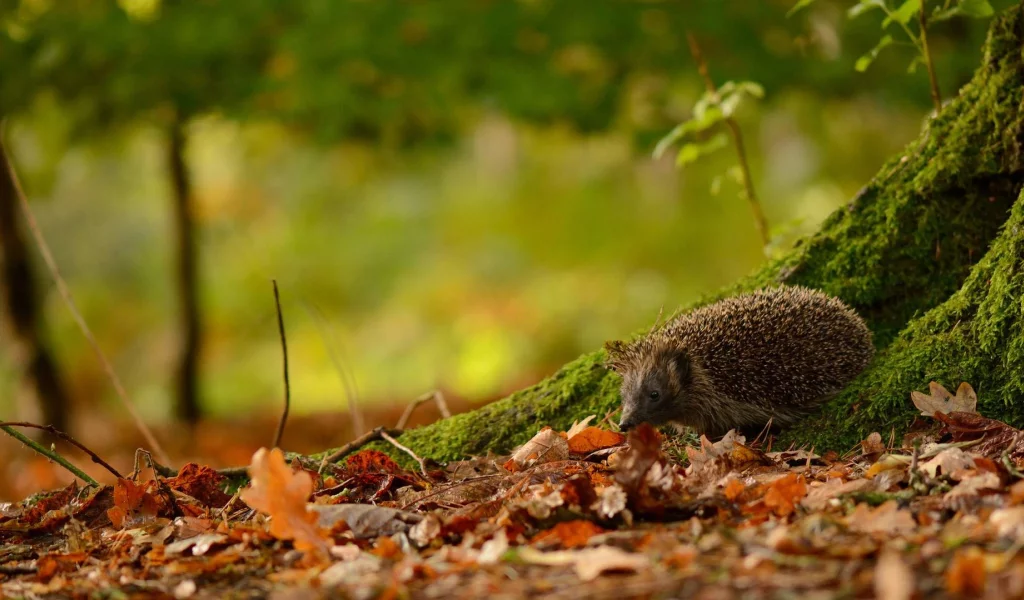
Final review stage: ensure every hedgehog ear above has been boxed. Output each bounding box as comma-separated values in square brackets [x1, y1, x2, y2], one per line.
[669, 350, 691, 385]
[604, 340, 627, 372]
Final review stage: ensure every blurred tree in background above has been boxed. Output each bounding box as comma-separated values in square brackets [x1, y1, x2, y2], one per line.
[0, 0, 1009, 432]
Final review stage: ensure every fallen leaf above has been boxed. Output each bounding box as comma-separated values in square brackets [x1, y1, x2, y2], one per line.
[531, 520, 605, 548]
[240, 447, 328, 554]
[846, 501, 915, 535]
[861, 432, 886, 455]
[946, 546, 986, 596]
[945, 471, 1001, 499]
[990, 506, 1024, 540]
[566, 416, 596, 440]
[801, 478, 873, 511]
[509, 428, 570, 469]
[311, 504, 421, 539]
[875, 549, 913, 600]
[164, 533, 228, 557]
[763, 474, 807, 517]
[567, 427, 626, 454]
[920, 447, 976, 478]
[409, 514, 441, 548]
[590, 485, 627, 519]
[516, 546, 649, 581]
[912, 381, 977, 417]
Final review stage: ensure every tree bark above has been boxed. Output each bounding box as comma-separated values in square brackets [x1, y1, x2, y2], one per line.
[0, 137, 71, 432]
[326, 5, 1024, 462]
[168, 117, 202, 425]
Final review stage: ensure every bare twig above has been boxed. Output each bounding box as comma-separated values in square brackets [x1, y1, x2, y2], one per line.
[0, 421, 122, 479]
[271, 280, 290, 449]
[0, 424, 98, 485]
[396, 390, 452, 430]
[324, 426, 404, 464]
[303, 300, 365, 438]
[380, 430, 430, 479]
[918, 3, 942, 113]
[685, 32, 769, 248]
[0, 137, 170, 465]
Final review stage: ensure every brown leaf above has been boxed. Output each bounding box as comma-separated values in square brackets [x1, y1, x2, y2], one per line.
[763, 474, 807, 517]
[846, 501, 915, 535]
[240, 447, 329, 554]
[935, 411, 1024, 458]
[912, 381, 977, 417]
[566, 427, 626, 455]
[530, 520, 605, 548]
[510, 428, 570, 469]
[946, 546, 986, 596]
[875, 549, 913, 600]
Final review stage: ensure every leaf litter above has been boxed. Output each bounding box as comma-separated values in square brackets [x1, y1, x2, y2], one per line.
[6, 388, 1024, 597]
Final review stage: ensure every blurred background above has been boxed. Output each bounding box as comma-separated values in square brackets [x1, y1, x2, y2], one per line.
[0, 0, 1007, 498]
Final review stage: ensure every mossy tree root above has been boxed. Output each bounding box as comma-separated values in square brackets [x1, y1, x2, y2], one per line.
[321, 6, 1024, 462]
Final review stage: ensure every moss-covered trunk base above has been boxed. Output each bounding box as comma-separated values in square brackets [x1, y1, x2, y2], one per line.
[321, 6, 1024, 463]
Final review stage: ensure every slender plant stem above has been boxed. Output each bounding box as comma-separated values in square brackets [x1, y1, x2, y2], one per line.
[918, 2, 942, 113]
[0, 134, 171, 466]
[0, 421, 123, 478]
[0, 424, 98, 485]
[271, 280, 290, 449]
[685, 32, 770, 248]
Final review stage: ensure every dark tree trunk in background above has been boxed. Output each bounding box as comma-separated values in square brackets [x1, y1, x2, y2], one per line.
[0, 137, 71, 432]
[168, 117, 202, 425]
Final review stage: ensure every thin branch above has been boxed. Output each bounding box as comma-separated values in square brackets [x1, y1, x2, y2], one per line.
[0, 421, 123, 479]
[0, 424, 98, 485]
[323, 426, 404, 464]
[918, 2, 942, 113]
[685, 32, 770, 248]
[0, 136, 171, 465]
[271, 280, 290, 449]
[396, 390, 452, 430]
[380, 430, 429, 479]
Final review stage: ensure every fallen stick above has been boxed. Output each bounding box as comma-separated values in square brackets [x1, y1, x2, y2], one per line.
[396, 390, 452, 430]
[323, 426, 404, 464]
[0, 421, 123, 479]
[380, 430, 429, 479]
[271, 280, 290, 449]
[0, 424, 98, 485]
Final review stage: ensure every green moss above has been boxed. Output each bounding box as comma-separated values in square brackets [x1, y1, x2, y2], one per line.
[320, 6, 1024, 463]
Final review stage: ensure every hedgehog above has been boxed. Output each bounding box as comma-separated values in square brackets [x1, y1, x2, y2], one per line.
[605, 285, 874, 437]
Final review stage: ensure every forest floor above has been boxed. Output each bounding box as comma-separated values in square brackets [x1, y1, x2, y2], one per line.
[3, 382, 1024, 599]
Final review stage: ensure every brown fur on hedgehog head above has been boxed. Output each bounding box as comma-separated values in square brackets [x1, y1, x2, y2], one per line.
[604, 336, 709, 432]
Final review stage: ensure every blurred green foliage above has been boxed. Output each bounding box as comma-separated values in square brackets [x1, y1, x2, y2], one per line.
[0, 0, 1013, 421]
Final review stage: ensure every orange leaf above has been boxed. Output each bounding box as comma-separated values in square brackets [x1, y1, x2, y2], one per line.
[530, 520, 605, 549]
[567, 427, 626, 454]
[723, 479, 746, 502]
[763, 474, 807, 517]
[240, 447, 329, 555]
[946, 546, 986, 596]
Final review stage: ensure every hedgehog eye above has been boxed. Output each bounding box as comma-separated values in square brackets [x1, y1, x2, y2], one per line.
[648, 390, 661, 402]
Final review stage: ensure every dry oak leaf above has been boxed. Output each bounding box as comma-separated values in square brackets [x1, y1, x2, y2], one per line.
[912, 381, 977, 417]
[920, 447, 976, 478]
[567, 427, 626, 455]
[946, 546, 986, 596]
[509, 428, 569, 470]
[240, 447, 329, 554]
[517, 545, 650, 581]
[107, 478, 161, 528]
[763, 473, 808, 517]
[846, 501, 916, 535]
[531, 520, 606, 549]
[875, 549, 914, 600]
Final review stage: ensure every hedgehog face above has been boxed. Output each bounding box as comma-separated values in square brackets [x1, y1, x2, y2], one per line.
[608, 344, 692, 431]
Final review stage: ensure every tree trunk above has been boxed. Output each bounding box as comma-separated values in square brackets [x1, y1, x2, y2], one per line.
[323, 6, 1024, 462]
[168, 117, 202, 425]
[0, 137, 71, 432]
